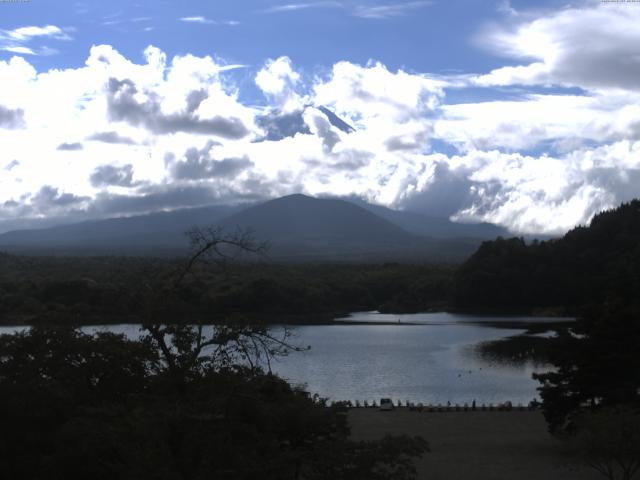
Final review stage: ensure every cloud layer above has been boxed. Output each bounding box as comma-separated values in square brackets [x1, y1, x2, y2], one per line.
[2, 3, 640, 235]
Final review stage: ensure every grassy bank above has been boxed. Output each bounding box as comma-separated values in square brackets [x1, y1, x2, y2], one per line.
[348, 409, 599, 480]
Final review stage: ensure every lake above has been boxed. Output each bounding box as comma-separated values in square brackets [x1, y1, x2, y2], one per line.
[0, 312, 571, 405]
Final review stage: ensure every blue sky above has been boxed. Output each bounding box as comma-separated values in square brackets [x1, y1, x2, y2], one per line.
[4, 1, 533, 71]
[1, 0, 640, 234]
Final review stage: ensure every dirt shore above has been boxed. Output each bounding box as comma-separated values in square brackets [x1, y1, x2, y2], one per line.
[348, 409, 600, 480]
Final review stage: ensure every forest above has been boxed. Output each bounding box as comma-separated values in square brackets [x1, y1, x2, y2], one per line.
[0, 253, 455, 326]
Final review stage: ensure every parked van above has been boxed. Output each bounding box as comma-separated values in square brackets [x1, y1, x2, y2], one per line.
[379, 398, 394, 411]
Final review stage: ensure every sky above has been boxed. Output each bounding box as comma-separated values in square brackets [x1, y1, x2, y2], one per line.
[1, 0, 640, 235]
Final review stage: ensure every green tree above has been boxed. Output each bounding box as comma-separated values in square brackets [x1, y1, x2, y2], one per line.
[565, 408, 640, 480]
[534, 303, 640, 433]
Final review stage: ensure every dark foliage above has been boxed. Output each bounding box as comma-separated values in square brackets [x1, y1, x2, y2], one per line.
[0, 326, 427, 480]
[533, 302, 640, 433]
[0, 253, 454, 325]
[453, 200, 640, 313]
[0, 228, 428, 479]
[451, 200, 640, 438]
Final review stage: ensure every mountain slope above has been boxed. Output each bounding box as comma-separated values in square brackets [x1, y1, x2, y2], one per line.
[342, 197, 511, 239]
[0, 204, 241, 250]
[215, 194, 480, 261]
[0, 194, 481, 260]
[218, 194, 410, 245]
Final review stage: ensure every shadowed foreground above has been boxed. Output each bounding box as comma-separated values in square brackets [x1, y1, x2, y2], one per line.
[349, 410, 600, 480]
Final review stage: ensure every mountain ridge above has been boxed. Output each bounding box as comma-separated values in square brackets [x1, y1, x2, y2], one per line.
[0, 194, 507, 261]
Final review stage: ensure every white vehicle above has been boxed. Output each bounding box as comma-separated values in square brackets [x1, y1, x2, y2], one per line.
[379, 398, 394, 411]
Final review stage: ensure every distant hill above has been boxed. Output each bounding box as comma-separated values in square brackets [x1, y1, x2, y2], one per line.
[216, 194, 483, 261]
[0, 194, 491, 261]
[342, 197, 511, 240]
[0, 204, 241, 253]
[219, 194, 409, 244]
[453, 199, 640, 313]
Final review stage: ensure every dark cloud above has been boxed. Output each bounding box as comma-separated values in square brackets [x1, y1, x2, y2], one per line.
[88, 183, 263, 217]
[306, 109, 341, 152]
[86, 131, 137, 145]
[90, 164, 136, 187]
[0, 105, 25, 129]
[106, 78, 250, 138]
[185, 89, 208, 113]
[4, 160, 19, 171]
[169, 142, 253, 180]
[30, 185, 90, 209]
[400, 162, 475, 217]
[57, 142, 84, 151]
[385, 130, 430, 152]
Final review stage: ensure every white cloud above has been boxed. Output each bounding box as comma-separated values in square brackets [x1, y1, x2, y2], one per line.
[434, 91, 640, 153]
[474, 4, 640, 91]
[5, 25, 70, 41]
[261, 2, 343, 13]
[255, 57, 305, 113]
[179, 16, 215, 24]
[1, 21, 640, 236]
[352, 1, 432, 19]
[262, 1, 432, 19]
[1, 46, 35, 55]
[0, 24, 72, 57]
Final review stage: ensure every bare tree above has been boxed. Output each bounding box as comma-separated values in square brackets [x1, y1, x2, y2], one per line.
[139, 226, 306, 379]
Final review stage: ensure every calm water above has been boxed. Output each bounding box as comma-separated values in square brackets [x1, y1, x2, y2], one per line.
[0, 312, 570, 405]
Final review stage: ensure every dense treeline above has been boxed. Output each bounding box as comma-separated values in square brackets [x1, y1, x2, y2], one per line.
[0, 254, 454, 325]
[454, 200, 640, 313]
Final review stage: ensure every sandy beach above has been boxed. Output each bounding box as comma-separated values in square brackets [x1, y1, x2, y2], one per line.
[348, 409, 600, 480]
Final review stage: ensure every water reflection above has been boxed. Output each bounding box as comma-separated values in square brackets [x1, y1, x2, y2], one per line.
[0, 312, 571, 405]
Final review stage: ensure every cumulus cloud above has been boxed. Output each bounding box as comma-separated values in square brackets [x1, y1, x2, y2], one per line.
[106, 78, 251, 138]
[0, 105, 25, 129]
[57, 142, 84, 151]
[4, 160, 19, 171]
[255, 57, 305, 113]
[30, 185, 89, 211]
[167, 142, 253, 180]
[1, 24, 640, 236]
[90, 164, 136, 187]
[87, 131, 137, 145]
[474, 4, 640, 91]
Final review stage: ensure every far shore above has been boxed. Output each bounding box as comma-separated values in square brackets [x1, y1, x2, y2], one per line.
[0, 310, 575, 328]
[348, 409, 599, 480]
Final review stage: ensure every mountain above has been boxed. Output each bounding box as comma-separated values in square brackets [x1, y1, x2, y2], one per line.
[0, 194, 486, 261]
[342, 197, 511, 240]
[0, 204, 242, 252]
[256, 105, 354, 141]
[217, 194, 479, 261]
[218, 194, 408, 245]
